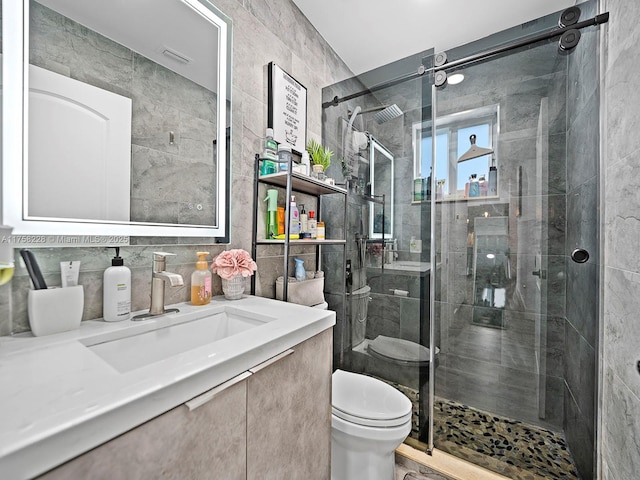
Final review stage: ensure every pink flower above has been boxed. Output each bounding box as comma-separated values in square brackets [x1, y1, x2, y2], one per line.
[211, 249, 257, 280]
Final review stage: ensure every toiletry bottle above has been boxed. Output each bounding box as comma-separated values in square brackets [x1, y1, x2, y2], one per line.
[308, 211, 317, 239]
[289, 196, 300, 235]
[264, 189, 278, 238]
[278, 144, 292, 172]
[103, 247, 131, 322]
[299, 204, 308, 234]
[259, 129, 278, 175]
[317, 221, 325, 240]
[294, 258, 306, 282]
[469, 174, 480, 197]
[413, 178, 422, 202]
[301, 151, 311, 176]
[191, 252, 212, 306]
[277, 207, 285, 235]
[479, 175, 488, 196]
[264, 128, 278, 161]
[488, 164, 497, 196]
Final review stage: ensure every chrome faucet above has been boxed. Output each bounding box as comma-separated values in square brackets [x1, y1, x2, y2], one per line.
[133, 252, 184, 320]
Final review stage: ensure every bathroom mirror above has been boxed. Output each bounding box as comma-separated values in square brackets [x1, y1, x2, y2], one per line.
[2, 0, 231, 241]
[471, 216, 509, 328]
[369, 137, 394, 239]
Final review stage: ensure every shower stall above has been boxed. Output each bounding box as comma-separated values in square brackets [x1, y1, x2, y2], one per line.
[321, 2, 603, 479]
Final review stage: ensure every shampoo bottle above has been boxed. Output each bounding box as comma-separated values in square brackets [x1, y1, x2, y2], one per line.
[488, 164, 497, 196]
[469, 174, 480, 197]
[289, 196, 300, 235]
[191, 252, 212, 305]
[103, 247, 131, 322]
[299, 204, 308, 234]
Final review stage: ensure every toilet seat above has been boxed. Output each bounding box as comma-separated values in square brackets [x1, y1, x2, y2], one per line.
[332, 370, 412, 428]
[367, 335, 439, 367]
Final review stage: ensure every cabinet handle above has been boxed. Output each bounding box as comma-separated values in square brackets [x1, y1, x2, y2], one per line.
[248, 349, 294, 374]
[185, 371, 252, 411]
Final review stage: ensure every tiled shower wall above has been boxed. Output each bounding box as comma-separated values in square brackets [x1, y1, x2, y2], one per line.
[0, 0, 353, 335]
[600, 0, 640, 479]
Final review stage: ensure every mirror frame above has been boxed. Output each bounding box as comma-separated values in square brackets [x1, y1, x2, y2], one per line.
[2, 0, 230, 239]
[369, 136, 394, 239]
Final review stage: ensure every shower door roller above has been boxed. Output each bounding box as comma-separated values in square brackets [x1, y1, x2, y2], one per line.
[559, 29, 581, 51]
[434, 70, 447, 87]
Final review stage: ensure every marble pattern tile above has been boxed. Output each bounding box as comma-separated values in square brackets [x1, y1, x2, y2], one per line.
[602, 368, 640, 480]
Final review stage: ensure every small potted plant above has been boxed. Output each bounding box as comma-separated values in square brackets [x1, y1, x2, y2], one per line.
[306, 138, 333, 180]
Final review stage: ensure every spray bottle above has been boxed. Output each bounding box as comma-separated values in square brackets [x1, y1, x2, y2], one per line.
[294, 258, 306, 282]
[264, 189, 278, 238]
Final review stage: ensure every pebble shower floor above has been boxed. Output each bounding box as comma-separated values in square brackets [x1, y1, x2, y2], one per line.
[433, 397, 579, 480]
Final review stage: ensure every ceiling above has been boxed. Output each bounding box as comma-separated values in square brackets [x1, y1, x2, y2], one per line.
[38, 0, 221, 92]
[292, 0, 575, 75]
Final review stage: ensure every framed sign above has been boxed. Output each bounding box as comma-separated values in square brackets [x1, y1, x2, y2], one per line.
[268, 62, 307, 154]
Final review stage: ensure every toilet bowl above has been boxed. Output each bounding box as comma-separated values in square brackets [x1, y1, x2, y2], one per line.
[331, 369, 412, 480]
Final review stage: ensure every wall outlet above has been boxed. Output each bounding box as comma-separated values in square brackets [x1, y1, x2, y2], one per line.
[410, 238, 422, 254]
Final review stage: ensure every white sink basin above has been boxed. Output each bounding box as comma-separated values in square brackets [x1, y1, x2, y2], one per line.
[82, 308, 268, 373]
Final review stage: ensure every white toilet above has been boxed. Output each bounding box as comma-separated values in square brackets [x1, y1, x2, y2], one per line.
[331, 369, 412, 480]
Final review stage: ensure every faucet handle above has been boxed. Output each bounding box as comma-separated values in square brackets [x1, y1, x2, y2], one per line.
[153, 252, 177, 261]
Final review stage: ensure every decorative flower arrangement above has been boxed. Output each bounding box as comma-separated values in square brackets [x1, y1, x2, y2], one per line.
[211, 249, 257, 280]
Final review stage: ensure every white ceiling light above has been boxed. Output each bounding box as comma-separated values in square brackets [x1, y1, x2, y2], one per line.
[447, 73, 465, 85]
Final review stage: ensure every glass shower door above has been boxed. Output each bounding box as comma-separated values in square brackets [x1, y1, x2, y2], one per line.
[430, 37, 576, 478]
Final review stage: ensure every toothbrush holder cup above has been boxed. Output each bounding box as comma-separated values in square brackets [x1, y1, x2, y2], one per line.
[28, 285, 84, 336]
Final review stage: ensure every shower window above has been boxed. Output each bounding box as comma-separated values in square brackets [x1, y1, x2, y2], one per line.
[412, 104, 499, 199]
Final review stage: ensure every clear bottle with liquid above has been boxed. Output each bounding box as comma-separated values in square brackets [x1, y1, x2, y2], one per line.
[191, 251, 212, 306]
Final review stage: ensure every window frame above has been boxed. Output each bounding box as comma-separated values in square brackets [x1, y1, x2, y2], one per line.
[412, 104, 500, 200]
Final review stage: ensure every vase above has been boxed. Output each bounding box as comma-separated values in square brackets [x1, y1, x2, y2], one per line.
[221, 275, 245, 300]
[311, 164, 325, 181]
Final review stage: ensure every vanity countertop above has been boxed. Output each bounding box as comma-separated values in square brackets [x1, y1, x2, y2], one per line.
[0, 296, 335, 479]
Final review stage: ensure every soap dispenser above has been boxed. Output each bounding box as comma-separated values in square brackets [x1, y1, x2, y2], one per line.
[191, 252, 212, 305]
[103, 247, 131, 322]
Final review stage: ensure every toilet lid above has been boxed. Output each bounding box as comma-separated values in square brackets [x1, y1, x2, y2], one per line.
[367, 336, 439, 366]
[332, 370, 412, 427]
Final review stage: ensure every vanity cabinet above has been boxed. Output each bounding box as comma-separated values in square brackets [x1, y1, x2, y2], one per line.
[247, 327, 332, 479]
[37, 328, 332, 480]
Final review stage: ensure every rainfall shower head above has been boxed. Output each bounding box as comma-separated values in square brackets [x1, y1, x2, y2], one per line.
[458, 134, 494, 162]
[373, 104, 403, 124]
[348, 104, 404, 125]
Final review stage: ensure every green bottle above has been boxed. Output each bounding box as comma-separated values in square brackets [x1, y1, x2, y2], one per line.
[264, 189, 278, 239]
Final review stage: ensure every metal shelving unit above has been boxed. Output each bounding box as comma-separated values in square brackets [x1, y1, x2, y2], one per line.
[251, 155, 348, 306]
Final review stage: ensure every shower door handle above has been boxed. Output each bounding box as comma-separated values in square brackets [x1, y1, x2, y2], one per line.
[532, 269, 546, 279]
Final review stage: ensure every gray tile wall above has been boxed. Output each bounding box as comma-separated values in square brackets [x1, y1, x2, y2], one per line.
[600, 0, 640, 479]
[563, 0, 599, 477]
[0, 0, 353, 335]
